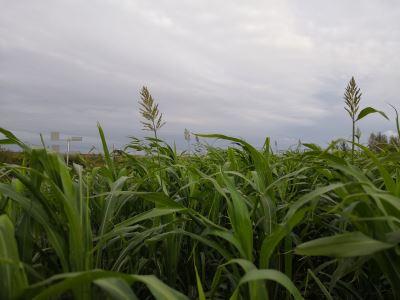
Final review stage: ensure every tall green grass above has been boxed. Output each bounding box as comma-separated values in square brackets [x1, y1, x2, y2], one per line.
[0, 123, 400, 299]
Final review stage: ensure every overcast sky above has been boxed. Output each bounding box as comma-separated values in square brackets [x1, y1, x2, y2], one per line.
[1, 0, 400, 152]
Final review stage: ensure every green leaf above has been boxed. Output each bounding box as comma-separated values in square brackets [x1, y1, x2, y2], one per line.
[194, 263, 206, 300]
[94, 278, 138, 300]
[356, 107, 389, 122]
[196, 134, 274, 193]
[221, 173, 253, 260]
[211, 259, 267, 300]
[0, 214, 28, 299]
[26, 270, 188, 300]
[111, 208, 186, 234]
[97, 123, 116, 180]
[296, 232, 394, 257]
[231, 269, 303, 300]
[388, 104, 400, 138]
[260, 207, 308, 269]
[356, 143, 397, 195]
[285, 183, 345, 221]
[0, 127, 30, 151]
[0, 183, 69, 271]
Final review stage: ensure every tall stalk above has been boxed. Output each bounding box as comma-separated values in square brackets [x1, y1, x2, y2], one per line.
[184, 128, 191, 154]
[138, 86, 166, 188]
[139, 86, 165, 140]
[344, 77, 361, 162]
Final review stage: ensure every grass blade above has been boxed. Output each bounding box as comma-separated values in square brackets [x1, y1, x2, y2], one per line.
[296, 232, 394, 257]
[0, 214, 28, 299]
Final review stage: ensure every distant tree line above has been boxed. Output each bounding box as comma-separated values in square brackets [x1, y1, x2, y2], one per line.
[368, 132, 400, 152]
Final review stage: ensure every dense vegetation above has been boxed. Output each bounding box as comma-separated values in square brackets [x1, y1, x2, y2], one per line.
[1, 80, 400, 299]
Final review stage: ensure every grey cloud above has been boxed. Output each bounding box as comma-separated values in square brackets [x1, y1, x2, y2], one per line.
[1, 0, 400, 151]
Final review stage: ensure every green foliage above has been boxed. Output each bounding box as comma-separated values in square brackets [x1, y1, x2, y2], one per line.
[0, 215, 28, 299]
[1, 124, 400, 299]
[368, 131, 400, 152]
[0, 150, 24, 164]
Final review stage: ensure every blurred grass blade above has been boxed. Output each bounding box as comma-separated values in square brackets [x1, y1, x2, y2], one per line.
[95, 278, 138, 300]
[0, 214, 28, 299]
[0, 127, 30, 151]
[307, 269, 333, 300]
[97, 123, 116, 180]
[0, 183, 69, 271]
[356, 143, 397, 195]
[296, 232, 394, 257]
[285, 183, 344, 221]
[109, 207, 186, 237]
[388, 104, 400, 137]
[231, 269, 303, 300]
[194, 262, 206, 300]
[196, 134, 273, 192]
[26, 270, 188, 300]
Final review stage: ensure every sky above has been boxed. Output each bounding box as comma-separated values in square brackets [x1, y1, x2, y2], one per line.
[1, 0, 400, 152]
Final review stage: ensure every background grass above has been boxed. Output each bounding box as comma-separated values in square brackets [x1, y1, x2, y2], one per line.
[0, 125, 399, 299]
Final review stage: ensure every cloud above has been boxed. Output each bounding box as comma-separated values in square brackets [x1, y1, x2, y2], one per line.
[1, 0, 400, 151]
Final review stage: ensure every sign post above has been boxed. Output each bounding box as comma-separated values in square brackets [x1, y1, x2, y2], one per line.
[50, 132, 83, 165]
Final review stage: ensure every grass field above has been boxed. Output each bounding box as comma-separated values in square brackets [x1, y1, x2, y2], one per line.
[1, 81, 400, 299]
[1, 123, 400, 300]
